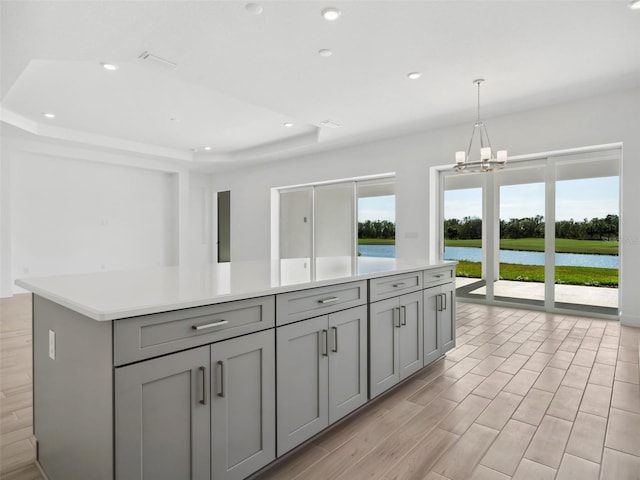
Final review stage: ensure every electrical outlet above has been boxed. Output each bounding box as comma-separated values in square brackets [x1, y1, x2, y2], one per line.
[48, 330, 55, 360]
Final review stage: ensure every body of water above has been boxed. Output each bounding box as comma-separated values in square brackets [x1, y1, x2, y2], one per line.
[445, 246, 619, 269]
[359, 245, 396, 258]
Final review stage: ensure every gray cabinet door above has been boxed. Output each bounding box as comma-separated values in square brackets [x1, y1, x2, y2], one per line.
[211, 330, 276, 480]
[423, 286, 442, 365]
[399, 291, 423, 379]
[115, 346, 210, 480]
[369, 297, 400, 398]
[276, 316, 329, 455]
[328, 305, 368, 423]
[440, 282, 456, 353]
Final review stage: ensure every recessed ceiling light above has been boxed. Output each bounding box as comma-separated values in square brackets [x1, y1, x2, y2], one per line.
[203, 146, 212, 151]
[42, 112, 56, 119]
[101, 62, 119, 71]
[407, 72, 422, 80]
[284, 122, 294, 128]
[630, 0, 640, 9]
[245, 3, 263, 14]
[321, 7, 341, 21]
[318, 49, 333, 57]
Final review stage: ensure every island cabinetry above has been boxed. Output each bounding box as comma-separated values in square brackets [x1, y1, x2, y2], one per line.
[115, 328, 276, 480]
[276, 282, 368, 456]
[115, 346, 211, 480]
[211, 329, 276, 480]
[369, 290, 423, 398]
[114, 295, 275, 365]
[424, 268, 457, 365]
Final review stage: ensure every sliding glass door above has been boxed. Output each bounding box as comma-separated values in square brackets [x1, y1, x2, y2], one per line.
[440, 147, 620, 317]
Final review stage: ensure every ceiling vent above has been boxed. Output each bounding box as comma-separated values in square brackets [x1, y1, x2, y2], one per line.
[320, 120, 341, 128]
[138, 51, 177, 70]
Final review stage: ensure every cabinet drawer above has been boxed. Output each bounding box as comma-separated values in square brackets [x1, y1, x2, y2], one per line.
[369, 271, 422, 302]
[276, 281, 367, 326]
[114, 296, 275, 365]
[423, 267, 455, 287]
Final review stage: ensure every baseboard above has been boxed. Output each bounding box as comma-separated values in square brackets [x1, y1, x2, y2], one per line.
[35, 460, 50, 480]
[620, 311, 640, 328]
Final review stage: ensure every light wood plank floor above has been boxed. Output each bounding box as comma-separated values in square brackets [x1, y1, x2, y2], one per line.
[1, 294, 639, 479]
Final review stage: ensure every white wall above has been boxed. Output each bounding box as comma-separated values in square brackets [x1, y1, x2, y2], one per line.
[0, 133, 213, 296]
[211, 86, 640, 327]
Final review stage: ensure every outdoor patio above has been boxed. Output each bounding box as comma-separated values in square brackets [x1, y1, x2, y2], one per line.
[456, 278, 618, 310]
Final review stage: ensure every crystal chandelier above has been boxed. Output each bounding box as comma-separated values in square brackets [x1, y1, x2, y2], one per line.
[454, 79, 507, 173]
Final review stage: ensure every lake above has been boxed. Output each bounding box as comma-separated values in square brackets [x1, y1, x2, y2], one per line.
[359, 245, 396, 258]
[445, 246, 619, 269]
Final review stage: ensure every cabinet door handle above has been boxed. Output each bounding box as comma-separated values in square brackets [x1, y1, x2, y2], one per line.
[401, 305, 407, 326]
[442, 293, 447, 310]
[436, 294, 442, 312]
[392, 282, 406, 288]
[192, 320, 228, 331]
[199, 366, 207, 405]
[321, 329, 329, 356]
[331, 326, 338, 353]
[217, 361, 225, 398]
[318, 297, 339, 304]
[395, 307, 401, 328]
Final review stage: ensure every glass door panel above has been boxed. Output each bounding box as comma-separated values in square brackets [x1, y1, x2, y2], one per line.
[314, 183, 354, 280]
[495, 165, 546, 305]
[279, 187, 313, 284]
[555, 157, 619, 314]
[443, 174, 484, 299]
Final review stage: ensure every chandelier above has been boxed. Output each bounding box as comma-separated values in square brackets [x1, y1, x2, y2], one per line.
[454, 79, 507, 173]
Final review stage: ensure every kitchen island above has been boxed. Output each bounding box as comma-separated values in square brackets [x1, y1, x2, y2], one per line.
[17, 259, 456, 480]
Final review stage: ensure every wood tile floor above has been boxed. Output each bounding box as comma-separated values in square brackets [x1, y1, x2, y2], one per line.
[1, 294, 639, 479]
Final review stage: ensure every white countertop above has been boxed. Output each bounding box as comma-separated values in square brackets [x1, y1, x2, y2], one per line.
[16, 258, 456, 321]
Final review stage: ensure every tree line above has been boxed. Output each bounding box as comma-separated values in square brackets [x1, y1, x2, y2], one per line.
[445, 214, 618, 241]
[358, 220, 396, 239]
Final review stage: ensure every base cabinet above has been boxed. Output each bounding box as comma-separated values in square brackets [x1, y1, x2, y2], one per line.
[115, 330, 275, 480]
[211, 330, 276, 480]
[369, 291, 423, 398]
[115, 346, 211, 480]
[424, 281, 456, 365]
[276, 305, 368, 455]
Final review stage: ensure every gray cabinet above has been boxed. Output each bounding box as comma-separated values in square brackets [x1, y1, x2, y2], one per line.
[211, 330, 276, 480]
[423, 280, 456, 366]
[115, 346, 211, 480]
[276, 305, 367, 455]
[369, 291, 423, 398]
[328, 306, 368, 423]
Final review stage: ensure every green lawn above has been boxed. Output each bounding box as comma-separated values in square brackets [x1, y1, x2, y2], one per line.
[455, 261, 618, 287]
[446, 238, 618, 255]
[358, 238, 396, 245]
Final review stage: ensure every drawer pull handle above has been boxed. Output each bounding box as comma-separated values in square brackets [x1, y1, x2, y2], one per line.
[392, 283, 406, 288]
[318, 297, 339, 304]
[199, 366, 207, 405]
[332, 326, 338, 353]
[192, 320, 228, 331]
[217, 361, 225, 398]
[434, 274, 445, 278]
[322, 329, 329, 356]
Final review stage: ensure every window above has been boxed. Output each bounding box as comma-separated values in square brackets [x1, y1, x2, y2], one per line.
[275, 175, 395, 284]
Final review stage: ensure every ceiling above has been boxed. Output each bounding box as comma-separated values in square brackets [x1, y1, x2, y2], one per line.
[1, 1, 639, 170]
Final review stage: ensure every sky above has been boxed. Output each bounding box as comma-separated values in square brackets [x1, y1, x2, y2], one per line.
[445, 176, 619, 221]
[358, 195, 396, 222]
